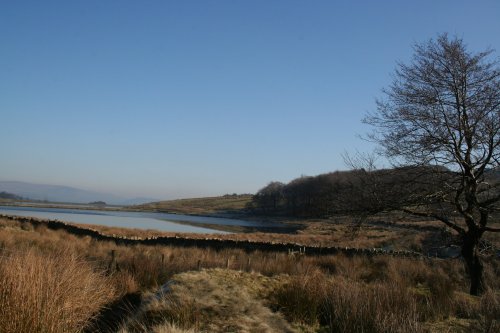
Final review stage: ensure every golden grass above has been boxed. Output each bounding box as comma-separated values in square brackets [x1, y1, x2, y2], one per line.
[0, 249, 116, 333]
[0, 216, 499, 332]
[121, 269, 294, 333]
[66, 219, 420, 250]
[119, 323, 196, 333]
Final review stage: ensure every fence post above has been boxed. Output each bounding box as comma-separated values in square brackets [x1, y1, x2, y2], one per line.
[108, 250, 116, 273]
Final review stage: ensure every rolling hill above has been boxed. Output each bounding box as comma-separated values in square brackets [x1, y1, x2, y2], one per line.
[0, 181, 156, 205]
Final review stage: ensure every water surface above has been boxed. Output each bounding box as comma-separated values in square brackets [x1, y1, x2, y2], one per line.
[0, 205, 241, 234]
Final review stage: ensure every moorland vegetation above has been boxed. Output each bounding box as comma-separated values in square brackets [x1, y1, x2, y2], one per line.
[0, 216, 499, 332]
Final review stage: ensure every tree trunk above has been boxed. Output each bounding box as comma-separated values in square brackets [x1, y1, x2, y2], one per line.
[461, 232, 485, 296]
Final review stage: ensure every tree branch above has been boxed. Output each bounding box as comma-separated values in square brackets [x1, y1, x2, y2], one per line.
[481, 226, 500, 233]
[401, 208, 465, 235]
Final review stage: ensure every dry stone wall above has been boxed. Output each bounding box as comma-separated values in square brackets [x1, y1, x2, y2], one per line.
[1, 214, 425, 258]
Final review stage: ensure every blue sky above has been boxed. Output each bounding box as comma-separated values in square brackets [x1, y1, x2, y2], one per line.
[1, 1, 499, 199]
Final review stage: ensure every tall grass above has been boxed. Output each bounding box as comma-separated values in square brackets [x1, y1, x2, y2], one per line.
[478, 289, 500, 333]
[323, 279, 421, 333]
[0, 249, 116, 333]
[1, 216, 499, 332]
[122, 294, 201, 333]
[271, 270, 421, 333]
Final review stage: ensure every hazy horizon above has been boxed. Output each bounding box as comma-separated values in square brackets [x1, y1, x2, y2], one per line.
[2, 1, 499, 199]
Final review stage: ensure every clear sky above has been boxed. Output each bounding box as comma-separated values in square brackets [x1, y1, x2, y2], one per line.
[1, 1, 499, 199]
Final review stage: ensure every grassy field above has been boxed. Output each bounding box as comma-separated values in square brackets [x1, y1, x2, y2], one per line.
[0, 216, 499, 332]
[130, 194, 253, 215]
[1, 194, 254, 216]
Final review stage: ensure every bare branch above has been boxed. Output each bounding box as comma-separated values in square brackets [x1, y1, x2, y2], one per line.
[402, 208, 465, 235]
[481, 226, 500, 233]
[365, 34, 499, 294]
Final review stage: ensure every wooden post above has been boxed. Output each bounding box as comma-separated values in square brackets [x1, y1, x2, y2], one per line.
[197, 260, 201, 270]
[108, 250, 116, 273]
[226, 258, 230, 269]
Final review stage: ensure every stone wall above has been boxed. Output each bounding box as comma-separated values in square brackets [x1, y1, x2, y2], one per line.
[0, 214, 424, 258]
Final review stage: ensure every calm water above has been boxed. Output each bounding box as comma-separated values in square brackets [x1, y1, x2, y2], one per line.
[0, 205, 281, 234]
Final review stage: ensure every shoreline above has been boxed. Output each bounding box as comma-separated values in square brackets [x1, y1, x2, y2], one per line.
[0, 202, 299, 234]
[0, 214, 425, 258]
[0, 199, 251, 217]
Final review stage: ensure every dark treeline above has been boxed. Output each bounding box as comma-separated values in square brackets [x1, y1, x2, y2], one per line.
[0, 191, 23, 200]
[248, 167, 454, 218]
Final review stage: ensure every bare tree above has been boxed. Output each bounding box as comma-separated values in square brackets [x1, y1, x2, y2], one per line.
[365, 34, 500, 295]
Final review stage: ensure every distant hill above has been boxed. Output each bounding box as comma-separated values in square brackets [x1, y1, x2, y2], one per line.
[0, 191, 23, 200]
[120, 197, 160, 206]
[132, 194, 253, 215]
[0, 181, 157, 205]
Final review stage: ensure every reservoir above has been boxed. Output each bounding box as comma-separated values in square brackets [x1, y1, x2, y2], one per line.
[0, 205, 282, 234]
